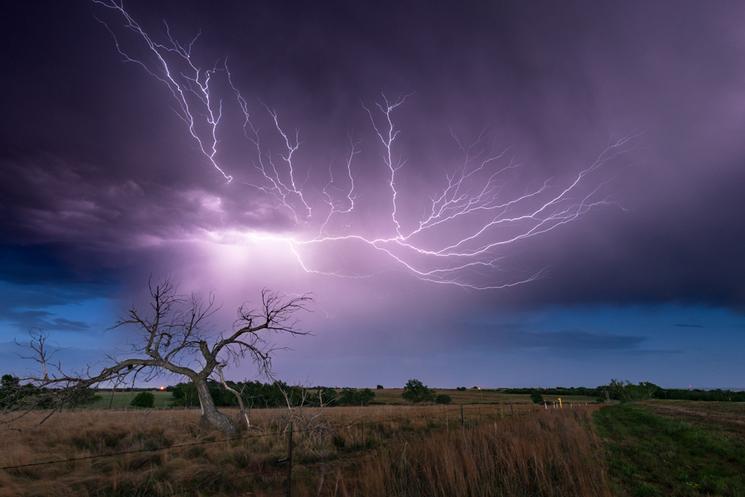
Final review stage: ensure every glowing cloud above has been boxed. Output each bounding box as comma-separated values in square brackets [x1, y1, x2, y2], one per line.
[92, 0, 634, 290]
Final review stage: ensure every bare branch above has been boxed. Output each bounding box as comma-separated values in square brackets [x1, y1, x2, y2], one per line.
[10, 279, 311, 433]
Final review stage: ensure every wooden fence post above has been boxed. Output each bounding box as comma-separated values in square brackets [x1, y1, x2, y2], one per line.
[460, 404, 465, 428]
[286, 422, 294, 497]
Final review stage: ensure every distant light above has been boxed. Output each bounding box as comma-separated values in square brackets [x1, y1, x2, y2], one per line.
[159, 386, 166, 391]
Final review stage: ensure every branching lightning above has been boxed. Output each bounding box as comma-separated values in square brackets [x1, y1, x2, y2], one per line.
[93, 0, 635, 290]
[92, 0, 234, 183]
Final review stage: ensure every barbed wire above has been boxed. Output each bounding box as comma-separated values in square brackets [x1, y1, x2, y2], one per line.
[0, 402, 583, 471]
[0, 430, 278, 470]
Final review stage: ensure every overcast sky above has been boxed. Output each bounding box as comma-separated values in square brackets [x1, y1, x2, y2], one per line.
[2, 0, 745, 388]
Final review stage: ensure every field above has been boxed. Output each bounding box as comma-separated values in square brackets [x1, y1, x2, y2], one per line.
[369, 388, 595, 405]
[595, 401, 745, 497]
[88, 390, 174, 409]
[85, 388, 596, 409]
[1, 398, 744, 496]
[0, 402, 607, 497]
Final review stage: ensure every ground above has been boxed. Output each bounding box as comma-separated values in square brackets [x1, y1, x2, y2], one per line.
[88, 390, 173, 409]
[595, 401, 745, 497]
[2, 394, 744, 496]
[370, 387, 595, 405]
[87, 388, 595, 409]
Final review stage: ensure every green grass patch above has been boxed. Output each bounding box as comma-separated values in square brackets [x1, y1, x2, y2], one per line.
[594, 404, 745, 497]
[370, 388, 594, 405]
[88, 390, 174, 409]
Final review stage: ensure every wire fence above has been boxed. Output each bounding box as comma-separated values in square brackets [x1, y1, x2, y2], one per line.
[0, 401, 592, 496]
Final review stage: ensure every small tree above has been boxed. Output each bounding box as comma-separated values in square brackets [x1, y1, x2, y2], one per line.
[376, 384, 384, 390]
[130, 391, 155, 408]
[530, 391, 544, 404]
[435, 394, 452, 405]
[402, 379, 435, 403]
[337, 388, 375, 406]
[359, 388, 375, 405]
[605, 379, 631, 402]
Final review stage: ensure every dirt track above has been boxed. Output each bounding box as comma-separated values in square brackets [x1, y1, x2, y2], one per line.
[642, 400, 745, 438]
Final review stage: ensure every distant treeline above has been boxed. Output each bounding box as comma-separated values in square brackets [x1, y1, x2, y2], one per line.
[0, 374, 98, 409]
[500, 381, 745, 402]
[170, 380, 375, 408]
[498, 386, 600, 397]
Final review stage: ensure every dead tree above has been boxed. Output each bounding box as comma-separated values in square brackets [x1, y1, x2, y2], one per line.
[215, 364, 251, 429]
[21, 280, 310, 433]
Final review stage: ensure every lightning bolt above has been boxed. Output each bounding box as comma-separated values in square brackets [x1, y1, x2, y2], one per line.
[92, 0, 234, 183]
[93, 1, 636, 291]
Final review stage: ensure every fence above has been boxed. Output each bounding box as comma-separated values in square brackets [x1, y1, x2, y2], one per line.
[0, 401, 591, 496]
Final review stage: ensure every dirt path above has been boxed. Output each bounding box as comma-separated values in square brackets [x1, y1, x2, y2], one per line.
[642, 401, 745, 439]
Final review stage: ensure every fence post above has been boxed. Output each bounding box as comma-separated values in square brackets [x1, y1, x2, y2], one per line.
[286, 422, 294, 497]
[460, 404, 465, 428]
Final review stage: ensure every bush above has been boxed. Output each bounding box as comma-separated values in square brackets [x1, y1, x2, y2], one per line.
[337, 388, 375, 406]
[435, 394, 452, 405]
[531, 391, 544, 404]
[402, 379, 435, 403]
[376, 384, 384, 390]
[130, 391, 155, 408]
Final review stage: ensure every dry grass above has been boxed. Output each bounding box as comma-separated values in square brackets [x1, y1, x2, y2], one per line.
[369, 388, 595, 405]
[0, 405, 609, 497]
[334, 409, 612, 497]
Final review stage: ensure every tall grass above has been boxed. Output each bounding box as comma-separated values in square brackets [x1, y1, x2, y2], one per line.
[0, 406, 609, 497]
[324, 409, 611, 497]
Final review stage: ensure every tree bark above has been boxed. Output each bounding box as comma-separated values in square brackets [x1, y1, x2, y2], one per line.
[193, 377, 236, 434]
[216, 366, 250, 429]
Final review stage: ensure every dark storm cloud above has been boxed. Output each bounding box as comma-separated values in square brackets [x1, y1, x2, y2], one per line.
[454, 321, 681, 355]
[2, 0, 745, 393]
[0, 275, 112, 336]
[2, 0, 743, 310]
[0, 244, 83, 285]
[488, 328, 646, 352]
[2, 310, 90, 333]
[0, 156, 289, 253]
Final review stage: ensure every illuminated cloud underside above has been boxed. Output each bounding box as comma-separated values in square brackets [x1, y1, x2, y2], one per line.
[92, 0, 634, 290]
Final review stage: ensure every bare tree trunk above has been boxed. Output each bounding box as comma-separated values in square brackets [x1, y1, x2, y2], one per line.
[193, 377, 236, 434]
[216, 366, 250, 429]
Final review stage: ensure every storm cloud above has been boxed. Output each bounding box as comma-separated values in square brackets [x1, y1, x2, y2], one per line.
[2, 0, 745, 386]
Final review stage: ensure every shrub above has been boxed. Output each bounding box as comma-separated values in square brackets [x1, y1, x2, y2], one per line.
[530, 391, 544, 404]
[435, 394, 452, 405]
[130, 391, 155, 408]
[376, 384, 384, 390]
[402, 379, 435, 403]
[337, 388, 375, 406]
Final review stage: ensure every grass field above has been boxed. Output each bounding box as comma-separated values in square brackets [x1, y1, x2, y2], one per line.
[595, 402, 745, 497]
[370, 387, 595, 405]
[4, 396, 744, 496]
[0, 403, 604, 497]
[642, 400, 745, 440]
[88, 390, 174, 409]
[87, 388, 596, 409]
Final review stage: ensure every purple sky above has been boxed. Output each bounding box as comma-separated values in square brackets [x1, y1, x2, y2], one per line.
[2, 0, 745, 388]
